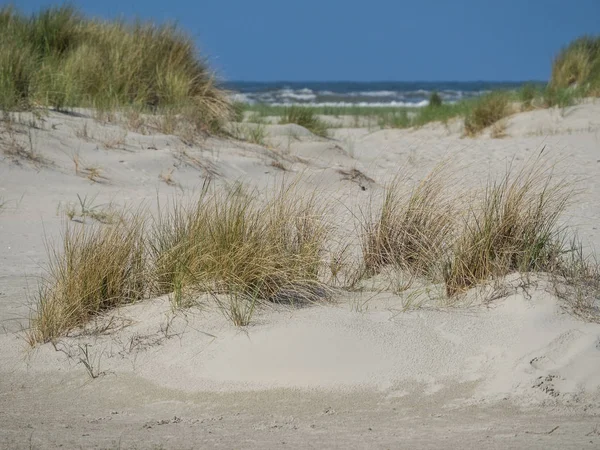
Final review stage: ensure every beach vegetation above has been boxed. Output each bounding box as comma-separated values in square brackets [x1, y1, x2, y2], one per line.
[443, 157, 573, 296]
[149, 182, 329, 304]
[28, 180, 330, 341]
[27, 152, 600, 341]
[230, 122, 268, 145]
[543, 85, 583, 108]
[0, 5, 232, 134]
[280, 106, 329, 137]
[550, 35, 600, 95]
[361, 164, 456, 280]
[464, 92, 510, 136]
[377, 110, 411, 128]
[519, 83, 538, 110]
[27, 210, 147, 344]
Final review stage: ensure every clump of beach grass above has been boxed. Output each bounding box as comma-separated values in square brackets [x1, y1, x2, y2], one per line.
[361, 164, 457, 280]
[550, 35, 600, 95]
[444, 156, 573, 296]
[543, 85, 583, 108]
[519, 83, 539, 110]
[551, 240, 600, 323]
[149, 181, 330, 319]
[27, 212, 147, 344]
[0, 5, 232, 134]
[280, 106, 329, 137]
[377, 110, 411, 129]
[230, 122, 268, 145]
[464, 92, 511, 136]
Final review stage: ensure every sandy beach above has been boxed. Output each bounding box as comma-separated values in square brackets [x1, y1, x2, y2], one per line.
[1, 100, 600, 448]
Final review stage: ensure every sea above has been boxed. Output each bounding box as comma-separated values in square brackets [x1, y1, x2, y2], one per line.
[224, 81, 540, 108]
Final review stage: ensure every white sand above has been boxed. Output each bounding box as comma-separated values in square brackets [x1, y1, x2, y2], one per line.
[1, 102, 600, 448]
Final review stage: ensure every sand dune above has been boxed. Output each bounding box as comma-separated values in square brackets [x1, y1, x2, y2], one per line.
[1, 103, 600, 449]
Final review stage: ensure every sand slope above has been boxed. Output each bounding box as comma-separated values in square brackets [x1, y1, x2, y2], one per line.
[1, 103, 600, 448]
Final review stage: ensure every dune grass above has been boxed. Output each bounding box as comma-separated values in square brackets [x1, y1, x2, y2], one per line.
[279, 106, 329, 137]
[444, 157, 573, 296]
[28, 181, 330, 343]
[542, 85, 584, 108]
[376, 110, 412, 128]
[550, 35, 600, 95]
[27, 212, 147, 344]
[0, 5, 231, 133]
[150, 181, 329, 307]
[27, 154, 598, 343]
[361, 165, 456, 280]
[519, 83, 539, 110]
[229, 122, 268, 145]
[552, 240, 600, 323]
[464, 92, 511, 136]
[359, 155, 582, 303]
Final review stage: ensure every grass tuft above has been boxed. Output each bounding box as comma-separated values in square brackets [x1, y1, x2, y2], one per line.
[552, 240, 600, 323]
[464, 92, 510, 136]
[27, 212, 147, 344]
[149, 181, 329, 310]
[519, 83, 538, 111]
[361, 164, 456, 280]
[444, 156, 573, 296]
[230, 122, 268, 145]
[280, 106, 329, 137]
[543, 85, 582, 108]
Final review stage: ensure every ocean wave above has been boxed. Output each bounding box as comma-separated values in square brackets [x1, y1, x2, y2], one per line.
[279, 92, 317, 101]
[348, 90, 399, 98]
[230, 93, 252, 104]
[268, 100, 431, 108]
[227, 82, 516, 106]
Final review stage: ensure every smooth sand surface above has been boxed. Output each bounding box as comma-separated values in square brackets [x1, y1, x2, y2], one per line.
[1, 102, 600, 448]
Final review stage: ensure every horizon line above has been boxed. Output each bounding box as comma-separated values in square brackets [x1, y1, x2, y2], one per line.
[223, 79, 548, 84]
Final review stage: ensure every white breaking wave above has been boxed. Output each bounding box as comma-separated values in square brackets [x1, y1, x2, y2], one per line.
[230, 93, 253, 104]
[268, 100, 431, 108]
[348, 90, 399, 98]
[228, 85, 487, 106]
[278, 88, 317, 101]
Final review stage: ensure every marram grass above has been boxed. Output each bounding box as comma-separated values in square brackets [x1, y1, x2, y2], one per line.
[27, 160, 598, 343]
[0, 5, 232, 133]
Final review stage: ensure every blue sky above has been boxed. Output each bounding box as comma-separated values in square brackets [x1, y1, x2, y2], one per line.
[16, 0, 600, 82]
